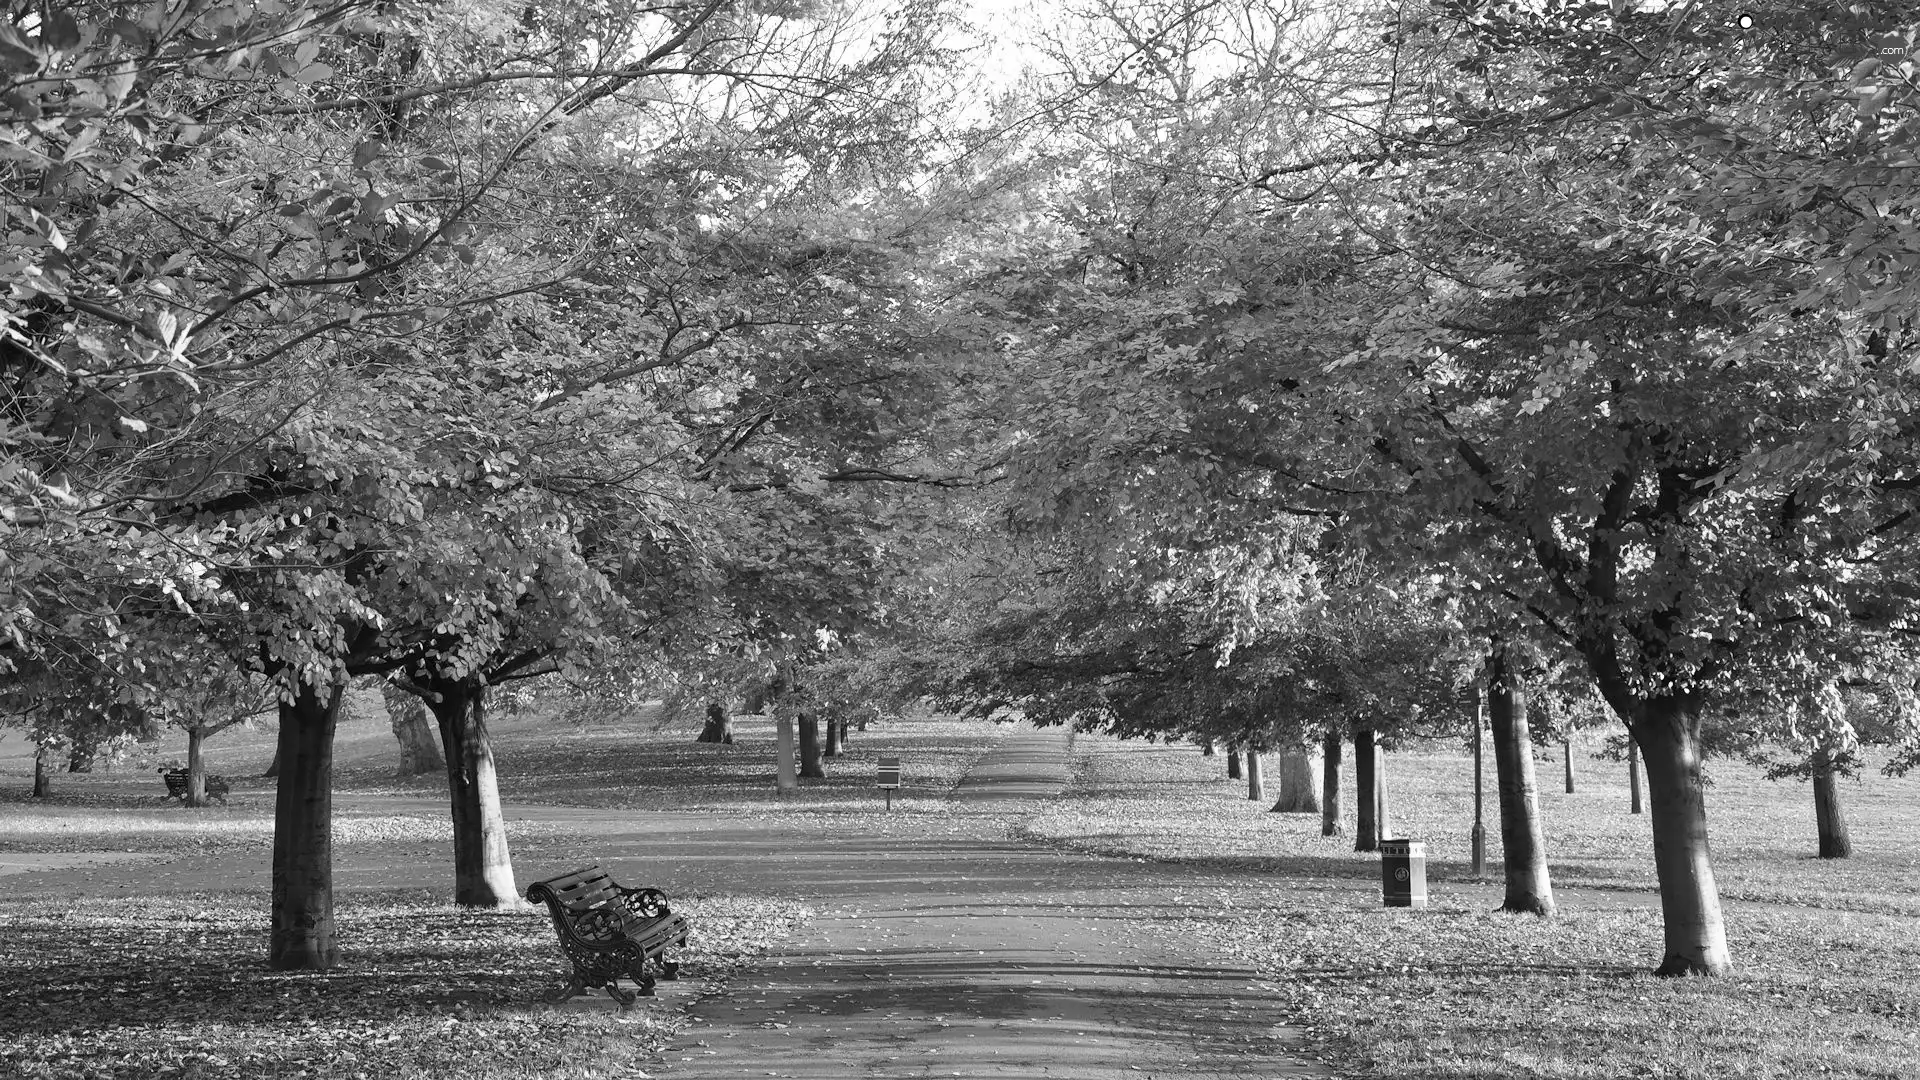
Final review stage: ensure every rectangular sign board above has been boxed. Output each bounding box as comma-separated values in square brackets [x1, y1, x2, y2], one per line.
[876, 756, 903, 789]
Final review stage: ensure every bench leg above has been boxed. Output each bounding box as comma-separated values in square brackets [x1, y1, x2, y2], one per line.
[544, 973, 588, 1004]
[605, 981, 639, 1011]
[657, 957, 679, 981]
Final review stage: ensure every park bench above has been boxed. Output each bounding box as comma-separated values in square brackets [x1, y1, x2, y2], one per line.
[525, 865, 689, 1010]
[159, 768, 230, 805]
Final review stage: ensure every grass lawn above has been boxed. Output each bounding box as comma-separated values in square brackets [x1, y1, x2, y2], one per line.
[1026, 732, 1920, 1080]
[0, 891, 806, 1080]
[0, 707, 1001, 1080]
[12, 706, 1915, 1079]
[0, 703, 1007, 821]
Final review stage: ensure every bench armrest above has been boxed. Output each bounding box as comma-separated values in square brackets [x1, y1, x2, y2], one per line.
[616, 885, 672, 919]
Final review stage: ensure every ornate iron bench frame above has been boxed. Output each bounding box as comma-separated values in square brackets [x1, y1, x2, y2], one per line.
[525, 865, 689, 1010]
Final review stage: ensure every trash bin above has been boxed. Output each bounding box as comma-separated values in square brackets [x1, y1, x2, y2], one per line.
[1380, 839, 1427, 909]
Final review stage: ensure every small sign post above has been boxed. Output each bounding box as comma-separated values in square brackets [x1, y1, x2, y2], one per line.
[876, 756, 903, 810]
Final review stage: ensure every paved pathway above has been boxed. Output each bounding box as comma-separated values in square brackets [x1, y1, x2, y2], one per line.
[0, 728, 1337, 1076]
[652, 728, 1332, 1079]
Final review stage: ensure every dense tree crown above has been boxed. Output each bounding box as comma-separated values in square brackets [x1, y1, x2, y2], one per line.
[7, 0, 1920, 978]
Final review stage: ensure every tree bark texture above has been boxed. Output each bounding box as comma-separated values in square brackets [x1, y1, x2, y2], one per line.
[1245, 750, 1264, 801]
[774, 713, 797, 792]
[1353, 727, 1378, 852]
[382, 681, 444, 773]
[1489, 655, 1555, 916]
[1270, 748, 1321, 813]
[697, 700, 734, 744]
[426, 679, 520, 908]
[32, 745, 50, 797]
[1812, 749, 1852, 859]
[1225, 747, 1242, 780]
[1471, 682, 1488, 878]
[798, 712, 825, 778]
[66, 735, 93, 772]
[1635, 698, 1731, 974]
[1564, 737, 1575, 794]
[1320, 727, 1342, 836]
[824, 713, 843, 757]
[270, 679, 344, 971]
[1629, 739, 1643, 814]
[1377, 743, 1395, 841]
[187, 725, 208, 807]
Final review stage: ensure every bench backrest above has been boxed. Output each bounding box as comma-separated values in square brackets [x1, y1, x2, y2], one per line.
[161, 770, 228, 796]
[532, 866, 623, 912]
[526, 866, 640, 941]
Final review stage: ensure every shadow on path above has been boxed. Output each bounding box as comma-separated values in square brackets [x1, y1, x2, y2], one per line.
[651, 727, 1334, 1079]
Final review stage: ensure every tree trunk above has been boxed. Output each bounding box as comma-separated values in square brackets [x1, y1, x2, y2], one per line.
[186, 725, 208, 807]
[798, 712, 825, 778]
[32, 745, 50, 797]
[263, 746, 279, 778]
[824, 713, 843, 757]
[1629, 740, 1643, 814]
[1375, 741, 1393, 841]
[743, 684, 771, 715]
[66, 735, 93, 772]
[774, 712, 797, 792]
[1320, 727, 1342, 836]
[1226, 746, 1242, 780]
[1471, 684, 1488, 878]
[270, 679, 344, 971]
[1813, 767, 1851, 859]
[1270, 748, 1321, 813]
[1489, 654, 1554, 916]
[426, 679, 520, 908]
[1201, 740, 1216, 756]
[1564, 736, 1575, 794]
[1811, 748, 1852, 859]
[697, 700, 734, 744]
[1634, 697, 1731, 974]
[1245, 750, 1264, 801]
[383, 681, 444, 774]
[1353, 727, 1378, 852]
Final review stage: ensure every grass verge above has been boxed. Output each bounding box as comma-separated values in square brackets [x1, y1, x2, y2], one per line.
[0, 890, 806, 1080]
[465, 713, 1011, 816]
[0, 811, 594, 853]
[1, 712, 1011, 822]
[1033, 732, 1920, 1080]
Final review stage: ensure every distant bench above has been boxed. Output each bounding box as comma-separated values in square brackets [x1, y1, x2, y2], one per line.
[526, 865, 690, 1010]
[159, 768, 229, 805]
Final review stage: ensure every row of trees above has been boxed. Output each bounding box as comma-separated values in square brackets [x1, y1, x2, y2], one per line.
[9, 0, 1920, 983]
[0, 0, 985, 968]
[896, 0, 1920, 979]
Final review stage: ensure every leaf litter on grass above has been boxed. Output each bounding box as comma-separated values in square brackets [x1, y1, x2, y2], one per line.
[0, 891, 808, 1080]
[1039, 731, 1920, 1080]
[0, 810, 600, 857]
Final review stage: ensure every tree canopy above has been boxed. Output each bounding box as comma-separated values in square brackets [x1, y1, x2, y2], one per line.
[8, 0, 1920, 979]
